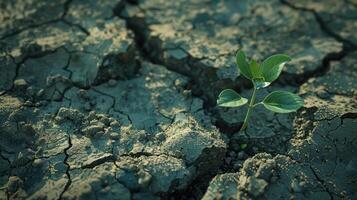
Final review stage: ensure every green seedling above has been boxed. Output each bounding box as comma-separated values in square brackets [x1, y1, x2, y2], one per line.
[217, 50, 303, 131]
[240, 143, 248, 150]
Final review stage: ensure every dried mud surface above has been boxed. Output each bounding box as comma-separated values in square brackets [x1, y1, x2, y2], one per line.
[0, 0, 356, 200]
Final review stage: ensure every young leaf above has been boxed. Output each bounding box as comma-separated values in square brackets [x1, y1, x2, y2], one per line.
[250, 59, 261, 78]
[236, 51, 253, 80]
[263, 91, 303, 113]
[261, 54, 291, 83]
[217, 89, 248, 107]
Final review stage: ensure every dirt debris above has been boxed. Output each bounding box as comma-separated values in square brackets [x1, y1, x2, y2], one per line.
[0, 0, 356, 199]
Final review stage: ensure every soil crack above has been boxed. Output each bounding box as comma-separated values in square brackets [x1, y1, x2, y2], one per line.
[280, 0, 356, 50]
[58, 135, 73, 200]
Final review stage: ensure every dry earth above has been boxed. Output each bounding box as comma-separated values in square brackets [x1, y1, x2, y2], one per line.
[0, 0, 356, 199]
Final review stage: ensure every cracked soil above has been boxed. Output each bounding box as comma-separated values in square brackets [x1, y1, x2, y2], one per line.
[0, 0, 356, 199]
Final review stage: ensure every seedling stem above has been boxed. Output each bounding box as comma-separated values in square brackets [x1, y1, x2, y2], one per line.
[240, 85, 257, 131]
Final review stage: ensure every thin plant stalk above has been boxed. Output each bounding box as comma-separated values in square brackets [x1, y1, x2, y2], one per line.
[240, 86, 257, 131]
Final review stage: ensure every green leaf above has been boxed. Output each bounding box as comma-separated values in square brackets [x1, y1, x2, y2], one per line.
[250, 59, 261, 78]
[261, 54, 291, 83]
[236, 51, 253, 80]
[263, 91, 303, 113]
[217, 89, 248, 107]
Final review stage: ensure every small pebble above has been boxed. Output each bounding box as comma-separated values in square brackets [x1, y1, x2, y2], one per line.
[32, 158, 45, 167]
[182, 90, 190, 96]
[77, 89, 89, 99]
[174, 79, 184, 87]
[36, 89, 45, 97]
[14, 79, 28, 88]
[24, 100, 33, 106]
[108, 79, 117, 87]
[109, 132, 120, 140]
[109, 121, 120, 129]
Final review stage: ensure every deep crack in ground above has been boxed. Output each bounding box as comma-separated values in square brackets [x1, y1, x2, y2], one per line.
[0, 0, 356, 199]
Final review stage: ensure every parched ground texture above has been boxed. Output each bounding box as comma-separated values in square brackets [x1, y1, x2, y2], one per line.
[0, 0, 356, 200]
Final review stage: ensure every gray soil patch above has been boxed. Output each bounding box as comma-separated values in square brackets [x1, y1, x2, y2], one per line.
[0, 0, 356, 199]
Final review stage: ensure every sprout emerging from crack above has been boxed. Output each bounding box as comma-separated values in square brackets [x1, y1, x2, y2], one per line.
[217, 50, 304, 131]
